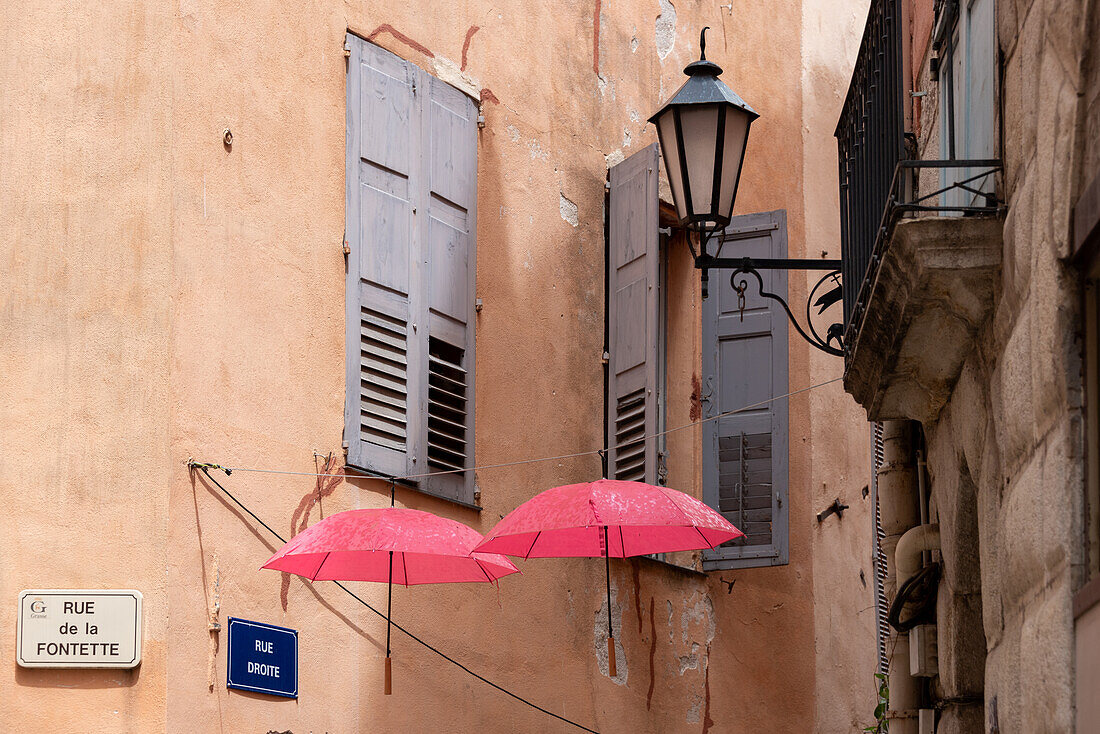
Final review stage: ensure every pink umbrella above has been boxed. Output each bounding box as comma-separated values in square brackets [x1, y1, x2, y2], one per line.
[474, 478, 742, 675]
[264, 507, 518, 694]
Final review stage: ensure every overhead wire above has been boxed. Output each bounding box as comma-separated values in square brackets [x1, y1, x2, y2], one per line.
[195, 466, 600, 734]
[212, 376, 842, 482]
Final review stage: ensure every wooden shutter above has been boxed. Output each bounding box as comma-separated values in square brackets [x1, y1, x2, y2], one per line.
[345, 35, 478, 504]
[345, 36, 422, 478]
[702, 209, 789, 570]
[420, 73, 479, 503]
[607, 144, 659, 483]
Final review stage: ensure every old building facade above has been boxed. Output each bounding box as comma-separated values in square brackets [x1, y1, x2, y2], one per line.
[0, 0, 886, 732]
[837, 0, 1100, 732]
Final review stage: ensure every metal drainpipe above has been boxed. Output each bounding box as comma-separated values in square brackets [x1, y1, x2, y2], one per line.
[877, 421, 922, 734]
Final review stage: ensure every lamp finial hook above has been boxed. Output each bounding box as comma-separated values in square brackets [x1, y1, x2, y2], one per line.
[700, 27, 710, 60]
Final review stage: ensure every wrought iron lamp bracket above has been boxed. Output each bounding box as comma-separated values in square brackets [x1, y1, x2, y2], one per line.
[694, 244, 845, 357]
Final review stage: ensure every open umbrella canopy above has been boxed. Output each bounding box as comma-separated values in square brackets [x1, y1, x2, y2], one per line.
[474, 478, 743, 558]
[263, 508, 518, 585]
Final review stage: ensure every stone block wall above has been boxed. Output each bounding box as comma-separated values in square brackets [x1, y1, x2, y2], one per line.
[907, 0, 1094, 731]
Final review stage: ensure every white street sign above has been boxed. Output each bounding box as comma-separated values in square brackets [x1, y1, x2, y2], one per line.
[17, 590, 142, 668]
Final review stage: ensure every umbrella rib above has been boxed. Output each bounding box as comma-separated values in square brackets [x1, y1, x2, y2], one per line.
[312, 551, 332, 582]
[693, 525, 713, 550]
[401, 551, 410, 587]
[475, 559, 494, 584]
[525, 531, 542, 560]
[658, 486, 696, 525]
[618, 524, 626, 559]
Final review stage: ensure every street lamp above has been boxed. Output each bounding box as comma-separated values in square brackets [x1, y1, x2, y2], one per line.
[648, 30, 757, 236]
[649, 28, 845, 356]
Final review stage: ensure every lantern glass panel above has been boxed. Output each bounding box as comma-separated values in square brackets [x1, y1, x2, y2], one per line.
[654, 111, 688, 221]
[678, 105, 720, 219]
[717, 107, 750, 220]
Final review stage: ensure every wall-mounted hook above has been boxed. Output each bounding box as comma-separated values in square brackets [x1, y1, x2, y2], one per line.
[816, 498, 849, 523]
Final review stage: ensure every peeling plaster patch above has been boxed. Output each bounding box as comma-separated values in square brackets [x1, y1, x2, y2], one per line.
[667, 600, 674, 642]
[594, 583, 627, 684]
[560, 193, 579, 227]
[605, 149, 626, 167]
[528, 139, 549, 161]
[631, 30, 639, 53]
[430, 56, 481, 101]
[623, 128, 632, 148]
[630, 109, 641, 124]
[656, 0, 677, 61]
[506, 125, 521, 143]
[681, 591, 716, 645]
[597, 73, 615, 100]
[677, 642, 701, 674]
[686, 693, 704, 723]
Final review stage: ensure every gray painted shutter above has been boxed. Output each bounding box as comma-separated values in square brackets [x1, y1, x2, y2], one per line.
[702, 209, 789, 570]
[607, 144, 659, 483]
[345, 36, 422, 478]
[420, 72, 479, 504]
[345, 36, 478, 504]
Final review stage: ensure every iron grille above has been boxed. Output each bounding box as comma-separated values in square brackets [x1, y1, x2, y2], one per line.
[835, 0, 906, 335]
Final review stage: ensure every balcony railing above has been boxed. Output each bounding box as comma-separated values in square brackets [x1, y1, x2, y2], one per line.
[836, 0, 1002, 359]
[835, 0, 906, 340]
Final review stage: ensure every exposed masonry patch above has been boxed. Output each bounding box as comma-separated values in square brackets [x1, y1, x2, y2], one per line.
[681, 592, 717, 645]
[678, 642, 701, 674]
[529, 139, 549, 161]
[597, 73, 615, 100]
[667, 600, 674, 642]
[429, 56, 481, 101]
[560, 194, 579, 227]
[656, 0, 677, 61]
[686, 693, 704, 723]
[605, 149, 626, 167]
[623, 128, 632, 148]
[631, 29, 639, 53]
[594, 582, 627, 684]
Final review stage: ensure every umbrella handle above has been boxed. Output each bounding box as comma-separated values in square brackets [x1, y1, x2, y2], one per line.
[384, 656, 392, 695]
[608, 637, 616, 677]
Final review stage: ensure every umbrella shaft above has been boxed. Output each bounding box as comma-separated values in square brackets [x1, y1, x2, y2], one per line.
[604, 526, 612, 640]
[387, 550, 393, 657]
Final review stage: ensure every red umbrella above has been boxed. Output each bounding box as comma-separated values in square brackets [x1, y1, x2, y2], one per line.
[474, 479, 742, 675]
[264, 506, 518, 694]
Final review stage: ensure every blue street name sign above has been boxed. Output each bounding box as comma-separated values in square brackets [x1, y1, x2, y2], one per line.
[227, 617, 298, 698]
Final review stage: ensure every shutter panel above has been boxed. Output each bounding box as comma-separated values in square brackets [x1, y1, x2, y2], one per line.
[345, 35, 479, 504]
[345, 35, 422, 478]
[420, 72, 479, 504]
[702, 209, 789, 570]
[607, 144, 659, 484]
